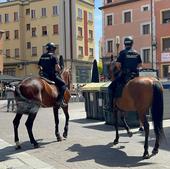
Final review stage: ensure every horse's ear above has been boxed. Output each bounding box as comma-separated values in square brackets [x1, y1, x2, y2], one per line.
[115, 62, 121, 70]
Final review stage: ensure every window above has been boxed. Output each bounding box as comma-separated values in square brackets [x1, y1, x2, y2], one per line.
[89, 30, 93, 39]
[107, 0, 112, 3]
[14, 30, 19, 39]
[162, 37, 170, 52]
[141, 4, 150, 12]
[142, 48, 150, 63]
[32, 47, 37, 56]
[53, 24, 58, 34]
[3, 68, 15, 76]
[78, 46, 83, 56]
[6, 49, 10, 57]
[107, 40, 113, 52]
[26, 42, 31, 49]
[32, 27, 36, 37]
[123, 10, 132, 23]
[106, 15, 113, 25]
[5, 31, 10, 40]
[31, 10, 36, 19]
[162, 10, 170, 24]
[53, 6, 58, 16]
[41, 8, 46, 17]
[14, 12, 19, 21]
[78, 8, 82, 19]
[0, 15, 2, 23]
[15, 48, 19, 57]
[142, 24, 150, 35]
[26, 8, 30, 15]
[78, 27, 83, 37]
[42, 26, 47, 36]
[89, 48, 93, 56]
[5, 14, 9, 23]
[26, 24, 30, 31]
[88, 12, 93, 21]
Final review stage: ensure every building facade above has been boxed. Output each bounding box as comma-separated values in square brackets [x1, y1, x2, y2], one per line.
[0, 30, 4, 74]
[155, 0, 170, 78]
[0, 0, 95, 83]
[100, 0, 170, 79]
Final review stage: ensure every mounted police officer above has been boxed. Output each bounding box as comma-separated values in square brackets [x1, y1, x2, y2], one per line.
[38, 42, 67, 107]
[106, 36, 142, 111]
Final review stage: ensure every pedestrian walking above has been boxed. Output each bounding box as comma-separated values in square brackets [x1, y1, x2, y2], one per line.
[5, 84, 15, 112]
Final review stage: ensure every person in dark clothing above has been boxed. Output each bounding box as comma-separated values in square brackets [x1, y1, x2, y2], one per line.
[38, 42, 67, 107]
[106, 36, 142, 111]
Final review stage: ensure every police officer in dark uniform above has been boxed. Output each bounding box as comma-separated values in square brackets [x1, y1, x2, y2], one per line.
[106, 36, 142, 111]
[38, 42, 67, 107]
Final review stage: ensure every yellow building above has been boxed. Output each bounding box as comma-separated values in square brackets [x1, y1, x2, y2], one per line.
[0, 0, 95, 83]
[0, 30, 4, 74]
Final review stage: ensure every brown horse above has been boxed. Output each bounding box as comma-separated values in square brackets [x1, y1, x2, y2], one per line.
[110, 61, 164, 159]
[13, 68, 71, 149]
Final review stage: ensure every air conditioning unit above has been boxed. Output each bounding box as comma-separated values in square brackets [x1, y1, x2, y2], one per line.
[18, 64, 23, 70]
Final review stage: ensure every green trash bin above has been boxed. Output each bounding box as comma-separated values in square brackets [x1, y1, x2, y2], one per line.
[101, 82, 139, 127]
[81, 83, 105, 120]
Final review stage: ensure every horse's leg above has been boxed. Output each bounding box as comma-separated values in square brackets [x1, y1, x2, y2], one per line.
[120, 112, 133, 137]
[53, 106, 62, 141]
[25, 113, 38, 148]
[62, 106, 69, 138]
[13, 113, 23, 150]
[113, 109, 119, 144]
[141, 114, 150, 159]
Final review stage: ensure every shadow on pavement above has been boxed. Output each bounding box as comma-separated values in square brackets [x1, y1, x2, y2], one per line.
[0, 139, 57, 162]
[66, 143, 154, 168]
[70, 118, 103, 124]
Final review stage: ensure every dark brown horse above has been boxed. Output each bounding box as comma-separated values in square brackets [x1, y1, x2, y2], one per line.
[110, 62, 164, 159]
[13, 68, 71, 149]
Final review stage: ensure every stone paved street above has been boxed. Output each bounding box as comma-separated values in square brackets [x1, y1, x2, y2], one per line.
[0, 100, 170, 169]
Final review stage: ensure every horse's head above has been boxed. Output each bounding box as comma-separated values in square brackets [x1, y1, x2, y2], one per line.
[61, 67, 71, 89]
[109, 61, 121, 80]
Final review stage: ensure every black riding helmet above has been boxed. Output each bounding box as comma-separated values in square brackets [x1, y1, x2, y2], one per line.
[46, 42, 56, 51]
[124, 36, 133, 46]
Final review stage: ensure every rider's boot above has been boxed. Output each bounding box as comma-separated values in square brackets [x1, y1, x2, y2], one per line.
[58, 86, 68, 108]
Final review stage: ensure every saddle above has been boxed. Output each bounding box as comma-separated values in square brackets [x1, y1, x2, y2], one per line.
[114, 71, 138, 98]
[40, 77, 71, 105]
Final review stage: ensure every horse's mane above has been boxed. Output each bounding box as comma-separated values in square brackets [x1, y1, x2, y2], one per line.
[61, 67, 71, 90]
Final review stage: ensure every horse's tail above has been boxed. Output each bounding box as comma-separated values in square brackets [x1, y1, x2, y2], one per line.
[151, 81, 164, 139]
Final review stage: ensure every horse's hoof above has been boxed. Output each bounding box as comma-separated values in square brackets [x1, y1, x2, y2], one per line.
[128, 131, 133, 137]
[113, 139, 119, 145]
[15, 145, 21, 150]
[33, 143, 39, 148]
[152, 148, 158, 155]
[143, 152, 150, 159]
[63, 132, 67, 138]
[57, 136, 62, 142]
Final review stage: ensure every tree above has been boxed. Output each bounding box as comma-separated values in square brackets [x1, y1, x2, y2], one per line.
[91, 59, 99, 82]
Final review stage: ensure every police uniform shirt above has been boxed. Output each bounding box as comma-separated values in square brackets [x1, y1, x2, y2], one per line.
[38, 52, 58, 77]
[117, 49, 142, 72]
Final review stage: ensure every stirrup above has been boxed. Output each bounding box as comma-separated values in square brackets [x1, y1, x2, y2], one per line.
[60, 100, 67, 108]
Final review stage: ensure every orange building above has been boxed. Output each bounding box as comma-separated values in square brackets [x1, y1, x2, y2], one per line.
[100, 0, 170, 79]
[155, 0, 170, 78]
[0, 30, 4, 74]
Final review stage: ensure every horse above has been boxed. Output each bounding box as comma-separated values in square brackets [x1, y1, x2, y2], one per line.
[13, 68, 71, 149]
[109, 61, 165, 159]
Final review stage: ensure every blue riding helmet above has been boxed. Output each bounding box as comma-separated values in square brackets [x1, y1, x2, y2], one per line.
[46, 42, 56, 51]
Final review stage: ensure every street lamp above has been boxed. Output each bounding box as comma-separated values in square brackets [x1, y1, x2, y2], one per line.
[115, 36, 120, 58]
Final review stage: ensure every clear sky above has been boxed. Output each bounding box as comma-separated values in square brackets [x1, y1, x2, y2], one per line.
[94, 0, 103, 61]
[0, 0, 103, 60]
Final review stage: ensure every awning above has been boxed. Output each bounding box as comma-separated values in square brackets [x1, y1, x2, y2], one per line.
[0, 74, 22, 83]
